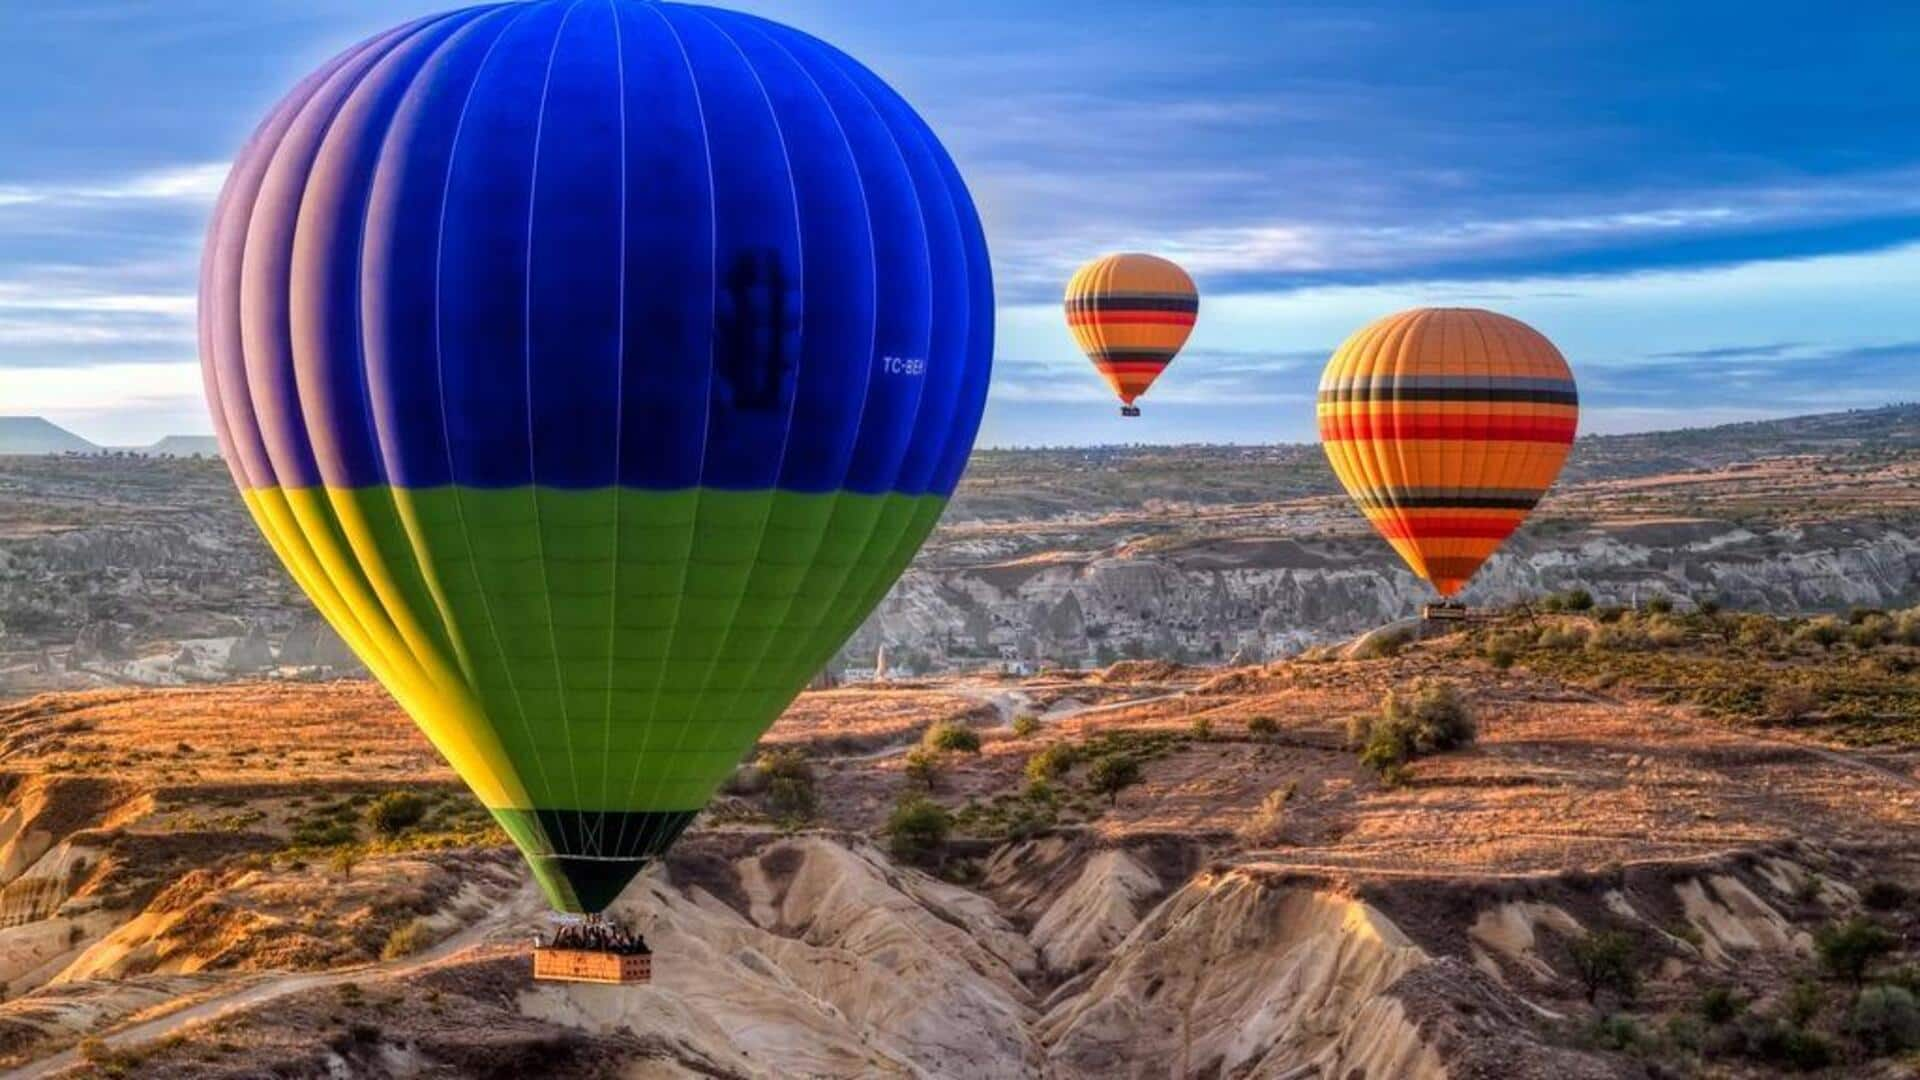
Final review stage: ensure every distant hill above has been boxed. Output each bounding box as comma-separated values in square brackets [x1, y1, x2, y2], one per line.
[0, 416, 99, 455]
[140, 435, 221, 458]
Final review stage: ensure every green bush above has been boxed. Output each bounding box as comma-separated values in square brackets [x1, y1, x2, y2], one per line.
[1585, 1013, 1642, 1051]
[367, 792, 428, 837]
[1816, 917, 1898, 984]
[1698, 984, 1744, 1024]
[1743, 1020, 1833, 1071]
[1482, 633, 1521, 669]
[1536, 624, 1589, 651]
[1567, 930, 1639, 1005]
[1350, 680, 1476, 777]
[1011, 714, 1041, 738]
[1541, 587, 1594, 612]
[1025, 744, 1078, 783]
[1643, 594, 1674, 615]
[381, 918, 435, 960]
[923, 721, 982, 754]
[1189, 716, 1213, 740]
[903, 747, 941, 789]
[1785, 977, 1825, 1026]
[758, 749, 817, 820]
[1795, 616, 1845, 651]
[1086, 754, 1143, 804]
[1848, 985, 1920, 1053]
[886, 796, 952, 864]
[1246, 714, 1279, 737]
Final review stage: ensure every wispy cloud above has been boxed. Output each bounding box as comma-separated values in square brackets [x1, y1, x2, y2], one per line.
[0, 161, 226, 208]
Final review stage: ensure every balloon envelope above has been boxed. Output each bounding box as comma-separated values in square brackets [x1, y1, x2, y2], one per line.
[1317, 308, 1577, 596]
[200, 0, 992, 912]
[1065, 253, 1197, 410]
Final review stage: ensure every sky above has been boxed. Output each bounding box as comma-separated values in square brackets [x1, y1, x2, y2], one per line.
[0, 1, 1916, 447]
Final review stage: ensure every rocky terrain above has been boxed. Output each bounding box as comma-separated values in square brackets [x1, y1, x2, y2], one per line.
[0, 605, 1914, 1076]
[6, 407, 1920, 693]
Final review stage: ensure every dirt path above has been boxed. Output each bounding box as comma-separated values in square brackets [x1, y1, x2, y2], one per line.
[10, 881, 543, 1079]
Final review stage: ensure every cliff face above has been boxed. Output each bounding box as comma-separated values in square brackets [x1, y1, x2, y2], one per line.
[845, 519, 1920, 670]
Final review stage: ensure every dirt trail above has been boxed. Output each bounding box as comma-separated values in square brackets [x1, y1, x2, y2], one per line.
[9, 880, 543, 1079]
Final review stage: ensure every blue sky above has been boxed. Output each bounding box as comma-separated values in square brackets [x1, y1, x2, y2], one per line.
[1, 1, 1917, 446]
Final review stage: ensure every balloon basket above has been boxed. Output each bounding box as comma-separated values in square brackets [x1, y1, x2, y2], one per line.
[532, 946, 651, 985]
[1421, 602, 1470, 623]
[533, 915, 652, 984]
[1120, 405, 1141, 417]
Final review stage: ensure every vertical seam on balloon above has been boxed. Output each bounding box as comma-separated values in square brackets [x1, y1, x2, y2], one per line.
[524, 0, 590, 854]
[794, 47, 933, 673]
[809, 55, 944, 670]
[926, 143, 992, 495]
[431, 2, 556, 828]
[646, 5, 810, 819]
[336, 15, 481, 709]
[249, 29, 429, 695]
[616, 1, 715, 862]
[358, 12, 509, 704]
[1465, 311, 1503, 592]
[698, 16, 873, 758]
[599, 0, 628, 840]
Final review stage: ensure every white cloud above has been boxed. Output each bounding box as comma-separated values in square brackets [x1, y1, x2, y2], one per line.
[0, 161, 228, 209]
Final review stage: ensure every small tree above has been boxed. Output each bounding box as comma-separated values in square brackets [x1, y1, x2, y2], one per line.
[1011, 714, 1041, 738]
[1816, 917, 1898, 985]
[1025, 744, 1078, 784]
[1849, 985, 1920, 1053]
[903, 747, 941, 790]
[886, 796, 951, 865]
[1568, 930, 1640, 1005]
[367, 792, 427, 837]
[758, 749, 817, 820]
[1086, 755, 1142, 805]
[923, 721, 982, 754]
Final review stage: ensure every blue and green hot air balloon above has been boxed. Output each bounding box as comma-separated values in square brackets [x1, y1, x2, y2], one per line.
[199, 0, 992, 914]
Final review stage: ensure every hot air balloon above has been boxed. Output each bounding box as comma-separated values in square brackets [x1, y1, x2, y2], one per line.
[199, 0, 992, 916]
[1065, 253, 1197, 416]
[1318, 308, 1577, 601]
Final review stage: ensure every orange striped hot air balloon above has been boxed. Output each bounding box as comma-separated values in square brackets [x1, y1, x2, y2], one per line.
[1065, 253, 1197, 416]
[1318, 308, 1578, 598]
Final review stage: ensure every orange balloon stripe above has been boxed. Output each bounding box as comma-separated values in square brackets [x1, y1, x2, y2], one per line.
[1067, 310, 1197, 327]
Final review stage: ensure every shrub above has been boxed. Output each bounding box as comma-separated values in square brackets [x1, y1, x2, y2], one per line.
[1568, 930, 1640, 1005]
[381, 918, 434, 960]
[1893, 607, 1920, 646]
[1643, 595, 1674, 615]
[1011, 714, 1041, 738]
[1086, 754, 1143, 804]
[759, 749, 817, 820]
[1246, 714, 1279, 738]
[1735, 615, 1782, 649]
[367, 792, 428, 837]
[1025, 744, 1078, 783]
[1851, 615, 1893, 650]
[1351, 680, 1476, 777]
[1764, 684, 1819, 724]
[1696, 597, 1722, 616]
[903, 747, 941, 790]
[1238, 783, 1296, 846]
[1698, 984, 1744, 1024]
[327, 848, 358, 878]
[923, 721, 982, 754]
[1743, 1020, 1833, 1070]
[886, 796, 951, 864]
[1543, 587, 1594, 612]
[1861, 879, 1909, 912]
[1189, 716, 1212, 740]
[1784, 977, 1825, 1026]
[1536, 624, 1589, 651]
[1848, 985, 1920, 1053]
[1585, 1013, 1642, 1051]
[1588, 623, 1650, 652]
[1817, 917, 1898, 984]
[1482, 633, 1520, 669]
[1795, 616, 1845, 651]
